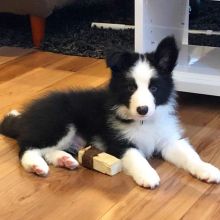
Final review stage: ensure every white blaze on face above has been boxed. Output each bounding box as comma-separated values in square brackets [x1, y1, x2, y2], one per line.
[129, 59, 156, 119]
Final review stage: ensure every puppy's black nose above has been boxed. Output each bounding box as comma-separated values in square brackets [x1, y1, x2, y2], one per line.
[137, 106, 148, 115]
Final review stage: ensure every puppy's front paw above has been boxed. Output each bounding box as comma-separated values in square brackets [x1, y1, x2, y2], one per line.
[133, 168, 160, 189]
[192, 162, 220, 183]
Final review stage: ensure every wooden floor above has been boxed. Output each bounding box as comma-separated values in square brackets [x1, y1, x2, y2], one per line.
[0, 47, 220, 220]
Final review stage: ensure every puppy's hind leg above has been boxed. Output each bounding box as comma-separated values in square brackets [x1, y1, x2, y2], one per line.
[42, 149, 79, 170]
[41, 126, 83, 170]
[21, 149, 49, 176]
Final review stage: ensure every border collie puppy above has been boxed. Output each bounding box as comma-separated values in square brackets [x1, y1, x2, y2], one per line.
[1, 36, 220, 188]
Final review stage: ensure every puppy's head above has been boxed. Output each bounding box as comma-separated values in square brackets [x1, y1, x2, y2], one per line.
[106, 36, 178, 121]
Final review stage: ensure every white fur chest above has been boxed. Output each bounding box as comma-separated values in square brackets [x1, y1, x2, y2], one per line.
[115, 103, 181, 158]
[123, 121, 157, 157]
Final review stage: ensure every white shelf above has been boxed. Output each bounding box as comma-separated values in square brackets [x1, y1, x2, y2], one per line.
[174, 45, 220, 96]
[135, 0, 220, 96]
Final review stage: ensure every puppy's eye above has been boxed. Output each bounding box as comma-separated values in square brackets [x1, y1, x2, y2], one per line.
[128, 84, 136, 92]
[149, 86, 157, 93]
[128, 85, 136, 92]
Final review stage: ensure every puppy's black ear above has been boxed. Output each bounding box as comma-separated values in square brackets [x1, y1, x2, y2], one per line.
[106, 50, 139, 73]
[147, 36, 179, 74]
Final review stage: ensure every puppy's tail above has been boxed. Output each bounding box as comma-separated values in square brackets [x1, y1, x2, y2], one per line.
[0, 110, 21, 139]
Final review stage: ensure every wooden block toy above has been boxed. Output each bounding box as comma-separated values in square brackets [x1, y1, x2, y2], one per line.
[78, 146, 122, 176]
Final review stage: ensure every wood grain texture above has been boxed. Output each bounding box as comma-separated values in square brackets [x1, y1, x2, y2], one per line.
[0, 51, 97, 84]
[0, 47, 34, 65]
[0, 47, 219, 220]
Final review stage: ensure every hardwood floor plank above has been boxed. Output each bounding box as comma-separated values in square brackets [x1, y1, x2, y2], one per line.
[0, 68, 73, 115]
[178, 94, 220, 136]
[0, 65, 110, 118]
[76, 59, 109, 77]
[47, 55, 98, 72]
[45, 61, 111, 90]
[0, 51, 63, 84]
[181, 185, 220, 220]
[0, 51, 97, 84]
[37, 173, 134, 220]
[0, 47, 34, 65]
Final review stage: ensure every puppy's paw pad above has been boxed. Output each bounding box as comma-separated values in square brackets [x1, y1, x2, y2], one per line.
[194, 162, 220, 184]
[31, 165, 48, 177]
[57, 156, 79, 170]
[134, 169, 160, 189]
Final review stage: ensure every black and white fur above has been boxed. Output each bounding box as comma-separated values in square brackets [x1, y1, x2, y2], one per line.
[1, 36, 220, 188]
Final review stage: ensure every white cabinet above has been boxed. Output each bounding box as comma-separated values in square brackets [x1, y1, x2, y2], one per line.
[135, 0, 220, 96]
